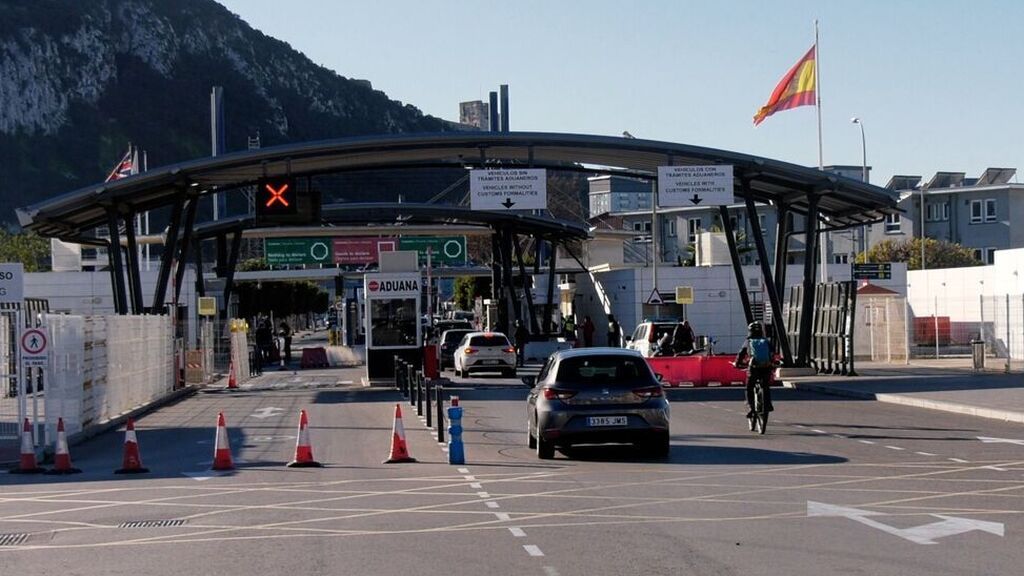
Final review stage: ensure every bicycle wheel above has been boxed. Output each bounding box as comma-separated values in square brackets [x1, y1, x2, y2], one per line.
[753, 381, 768, 434]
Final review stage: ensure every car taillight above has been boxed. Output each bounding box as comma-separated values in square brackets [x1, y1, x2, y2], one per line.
[633, 386, 664, 399]
[503, 347, 516, 353]
[464, 348, 477, 354]
[543, 388, 578, 401]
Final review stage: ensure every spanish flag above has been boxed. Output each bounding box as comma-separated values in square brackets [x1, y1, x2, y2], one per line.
[753, 46, 816, 126]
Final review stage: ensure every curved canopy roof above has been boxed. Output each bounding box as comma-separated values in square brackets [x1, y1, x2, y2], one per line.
[17, 132, 898, 238]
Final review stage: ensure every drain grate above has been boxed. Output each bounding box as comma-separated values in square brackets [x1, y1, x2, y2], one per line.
[0, 533, 30, 546]
[118, 519, 187, 529]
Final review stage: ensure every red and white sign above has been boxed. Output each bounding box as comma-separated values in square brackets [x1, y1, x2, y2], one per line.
[333, 237, 397, 265]
[20, 327, 49, 368]
[368, 280, 380, 292]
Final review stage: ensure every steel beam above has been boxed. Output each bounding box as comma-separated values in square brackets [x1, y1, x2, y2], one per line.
[173, 197, 199, 304]
[744, 192, 794, 365]
[106, 209, 128, 314]
[153, 194, 185, 312]
[797, 193, 820, 366]
[513, 234, 540, 334]
[773, 203, 790, 295]
[220, 229, 243, 320]
[718, 205, 753, 325]
[544, 240, 557, 334]
[123, 213, 144, 313]
[194, 239, 206, 297]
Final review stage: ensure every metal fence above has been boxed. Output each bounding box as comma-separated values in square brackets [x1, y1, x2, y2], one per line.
[905, 292, 1024, 371]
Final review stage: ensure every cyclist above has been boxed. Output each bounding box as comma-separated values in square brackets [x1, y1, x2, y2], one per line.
[733, 321, 775, 430]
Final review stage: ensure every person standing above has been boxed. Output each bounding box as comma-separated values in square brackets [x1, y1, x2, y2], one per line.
[582, 316, 595, 347]
[671, 320, 695, 355]
[279, 320, 293, 365]
[607, 314, 621, 348]
[255, 320, 273, 362]
[562, 315, 576, 341]
[514, 320, 529, 367]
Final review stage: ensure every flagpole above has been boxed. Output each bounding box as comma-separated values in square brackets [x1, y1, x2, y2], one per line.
[815, 19, 827, 283]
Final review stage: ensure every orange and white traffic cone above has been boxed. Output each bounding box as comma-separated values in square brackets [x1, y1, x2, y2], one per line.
[383, 404, 417, 464]
[211, 412, 234, 471]
[227, 361, 238, 389]
[287, 409, 322, 468]
[46, 418, 81, 475]
[9, 418, 45, 474]
[114, 417, 149, 474]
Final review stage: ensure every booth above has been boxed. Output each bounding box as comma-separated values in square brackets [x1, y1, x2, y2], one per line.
[364, 272, 422, 380]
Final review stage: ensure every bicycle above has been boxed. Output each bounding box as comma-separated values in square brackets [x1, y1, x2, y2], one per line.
[748, 370, 770, 435]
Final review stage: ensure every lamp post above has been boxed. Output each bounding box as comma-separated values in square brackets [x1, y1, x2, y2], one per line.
[851, 117, 868, 256]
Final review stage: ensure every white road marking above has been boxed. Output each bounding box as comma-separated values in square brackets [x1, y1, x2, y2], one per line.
[859, 440, 876, 445]
[983, 466, 1008, 472]
[457, 468, 470, 474]
[469, 483, 482, 489]
[476, 492, 490, 498]
[808, 501, 1004, 545]
[886, 446, 905, 451]
[794, 424, 807, 428]
[464, 475, 476, 481]
[509, 527, 527, 537]
[977, 436, 1024, 446]
[949, 458, 969, 463]
[811, 429, 827, 434]
[494, 512, 511, 521]
[916, 452, 936, 456]
[524, 545, 545, 557]
[485, 501, 500, 508]
[250, 407, 285, 419]
[543, 566, 561, 576]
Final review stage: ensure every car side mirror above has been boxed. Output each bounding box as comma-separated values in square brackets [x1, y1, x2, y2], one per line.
[655, 373, 664, 382]
[521, 375, 536, 387]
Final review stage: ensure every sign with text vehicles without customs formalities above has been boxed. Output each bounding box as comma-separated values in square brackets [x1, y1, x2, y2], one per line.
[265, 238, 333, 266]
[470, 169, 547, 211]
[658, 165, 734, 207]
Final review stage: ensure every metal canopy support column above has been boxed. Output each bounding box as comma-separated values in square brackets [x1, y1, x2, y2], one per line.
[719, 205, 753, 325]
[220, 229, 243, 321]
[123, 213, 144, 314]
[513, 234, 540, 334]
[194, 239, 206, 297]
[153, 195, 185, 312]
[797, 193, 821, 366]
[106, 209, 129, 315]
[499, 228, 520, 333]
[215, 233, 228, 277]
[544, 239, 557, 334]
[173, 197, 199, 304]
[773, 203, 790, 298]
[744, 190, 794, 365]
[490, 232, 502, 331]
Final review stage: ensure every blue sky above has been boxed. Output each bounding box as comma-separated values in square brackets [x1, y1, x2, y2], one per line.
[218, 0, 1023, 185]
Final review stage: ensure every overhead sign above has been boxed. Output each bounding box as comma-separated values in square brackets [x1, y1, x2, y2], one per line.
[197, 296, 217, 317]
[265, 238, 333, 266]
[364, 273, 421, 298]
[470, 169, 547, 211]
[398, 237, 467, 266]
[332, 237, 396, 265]
[852, 262, 892, 280]
[658, 165, 734, 207]
[645, 288, 664, 305]
[675, 286, 694, 305]
[807, 501, 1003, 546]
[256, 177, 298, 217]
[0, 263, 24, 304]
[21, 327, 49, 367]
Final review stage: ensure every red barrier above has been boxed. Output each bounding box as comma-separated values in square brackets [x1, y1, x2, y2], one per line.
[646, 354, 774, 388]
[300, 347, 330, 369]
[422, 345, 439, 379]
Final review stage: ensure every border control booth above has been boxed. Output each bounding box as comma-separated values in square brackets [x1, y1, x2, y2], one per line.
[364, 272, 421, 381]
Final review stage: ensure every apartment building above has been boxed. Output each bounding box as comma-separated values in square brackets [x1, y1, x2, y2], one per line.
[866, 168, 1022, 265]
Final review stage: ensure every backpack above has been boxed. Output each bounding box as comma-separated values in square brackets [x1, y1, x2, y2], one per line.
[749, 338, 771, 367]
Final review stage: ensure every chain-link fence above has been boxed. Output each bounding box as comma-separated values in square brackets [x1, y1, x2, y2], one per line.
[903, 292, 1024, 371]
[858, 295, 909, 363]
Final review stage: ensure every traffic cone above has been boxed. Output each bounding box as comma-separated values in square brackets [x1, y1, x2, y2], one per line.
[287, 409, 322, 468]
[46, 418, 81, 475]
[114, 417, 149, 474]
[227, 360, 238, 389]
[383, 404, 417, 464]
[9, 418, 45, 474]
[212, 412, 234, 471]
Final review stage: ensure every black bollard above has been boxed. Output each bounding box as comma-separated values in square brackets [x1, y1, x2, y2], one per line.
[409, 367, 417, 407]
[425, 378, 432, 428]
[416, 371, 424, 417]
[435, 383, 445, 444]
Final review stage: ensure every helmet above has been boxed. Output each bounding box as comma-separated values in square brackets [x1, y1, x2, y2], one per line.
[747, 321, 764, 338]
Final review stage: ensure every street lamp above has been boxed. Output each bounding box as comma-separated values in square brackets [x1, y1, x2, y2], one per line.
[851, 117, 868, 255]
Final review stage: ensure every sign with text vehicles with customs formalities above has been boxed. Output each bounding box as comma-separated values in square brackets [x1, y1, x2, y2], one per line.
[658, 165, 734, 207]
[470, 169, 547, 210]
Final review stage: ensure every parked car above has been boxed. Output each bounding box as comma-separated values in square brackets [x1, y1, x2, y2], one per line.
[453, 332, 517, 378]
[451, 310, 476, 323]
[525, 348, 670, 459]
[438, 328, 474, 370]
[625, 321, 685, 357]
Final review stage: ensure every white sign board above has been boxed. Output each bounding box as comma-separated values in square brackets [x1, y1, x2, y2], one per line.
[645, 288, 664, 305]
[21, 327, 49, 367]
[658, 165, 734, 207]
[470, 169, 547, 211]
[0, 263, 24, 304]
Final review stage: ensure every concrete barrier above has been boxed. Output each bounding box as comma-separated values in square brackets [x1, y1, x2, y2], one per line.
[646, 354, 768, 387]
[524, 340, 574, 363]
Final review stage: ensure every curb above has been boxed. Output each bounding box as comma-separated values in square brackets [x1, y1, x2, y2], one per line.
[64, 385, 200, 448]
[786, 381, 1024, 424]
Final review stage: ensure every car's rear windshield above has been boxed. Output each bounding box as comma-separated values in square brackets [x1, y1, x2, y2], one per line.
[651, 323, 679, 341]
[554, 355, 654, 388]
[442, 330, 472, 344]
[469, 335, 510, 347]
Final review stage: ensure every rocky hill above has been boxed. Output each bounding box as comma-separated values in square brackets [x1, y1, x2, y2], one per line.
[0, 0, 453, 225]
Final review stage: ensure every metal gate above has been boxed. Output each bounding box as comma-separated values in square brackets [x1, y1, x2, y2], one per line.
[0, 299, 49, 462]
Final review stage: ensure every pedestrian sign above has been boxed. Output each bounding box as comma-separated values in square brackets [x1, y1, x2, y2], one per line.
[645, 288, 664, 305]
[21, 327, 49, 367]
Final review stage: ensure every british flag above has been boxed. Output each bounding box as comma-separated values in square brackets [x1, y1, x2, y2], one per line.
[105, 146, 135, 182]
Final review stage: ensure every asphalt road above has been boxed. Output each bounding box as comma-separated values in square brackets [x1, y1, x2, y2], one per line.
[1, 366, 1022, 575]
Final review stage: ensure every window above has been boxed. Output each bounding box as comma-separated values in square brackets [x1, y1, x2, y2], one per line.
[971, 199, 997, 223]
[884, 213, 901, 233]
[758, 214, 767, 232]
[369, 298, 418, 347]
[972, 249, 982, 262]
[687, 218, 702, 243]
[985, 199, 997, 222]
[985, 247, 997, 265]
[970, 200, 983, 223]
[833, 253, 849, 264]
[942, 201, 950, 221]
[665, 219, 676, 237]
[926, 202, 948, 222]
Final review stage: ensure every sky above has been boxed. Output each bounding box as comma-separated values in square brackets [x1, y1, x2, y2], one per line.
[217, 0, 1023, 186]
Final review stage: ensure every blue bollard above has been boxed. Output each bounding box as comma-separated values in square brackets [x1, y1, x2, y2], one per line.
[447, 401, 465, 465]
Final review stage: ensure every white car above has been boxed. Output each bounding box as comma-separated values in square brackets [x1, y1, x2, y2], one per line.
[626, 321, 685, 357]
[453, 332, 517, 378]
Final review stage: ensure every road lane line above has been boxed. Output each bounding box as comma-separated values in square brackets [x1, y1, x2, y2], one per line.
[811, 429, 826, 434]
[949, 458, 969, 463]
[470, 483, 482, 489]
[885, 446, 905, 451]
[457, 468, 470, 474]
[543, 566, 561, 576]
[916, 452, 936, 456]
[509, 527, 526, 537]
[477, 492, 490, 498]
[494, 512, 511, 521]
[859, 440, 876, 445]
[523, 544, 544, 557]
[485, 501, 500, 508]
[464, 476, 476, 481]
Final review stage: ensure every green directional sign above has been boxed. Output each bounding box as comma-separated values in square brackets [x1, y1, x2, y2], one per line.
[398, 236, 467, 266]
[265, 238, 333, 265]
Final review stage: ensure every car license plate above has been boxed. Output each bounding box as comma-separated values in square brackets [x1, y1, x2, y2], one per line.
[587, 416, 627, 427]
[483, 360, 500, 365]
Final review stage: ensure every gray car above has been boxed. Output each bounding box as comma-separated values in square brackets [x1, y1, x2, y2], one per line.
[525, 348, 670, 459]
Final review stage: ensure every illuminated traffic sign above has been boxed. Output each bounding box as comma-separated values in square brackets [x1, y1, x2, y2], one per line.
[256, 177, 298, 217]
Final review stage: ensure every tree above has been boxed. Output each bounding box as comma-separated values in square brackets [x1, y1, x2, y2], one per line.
[454, 276, 490, 311]
[858, 238, 980, 270]
[0, 230, 50, 271]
